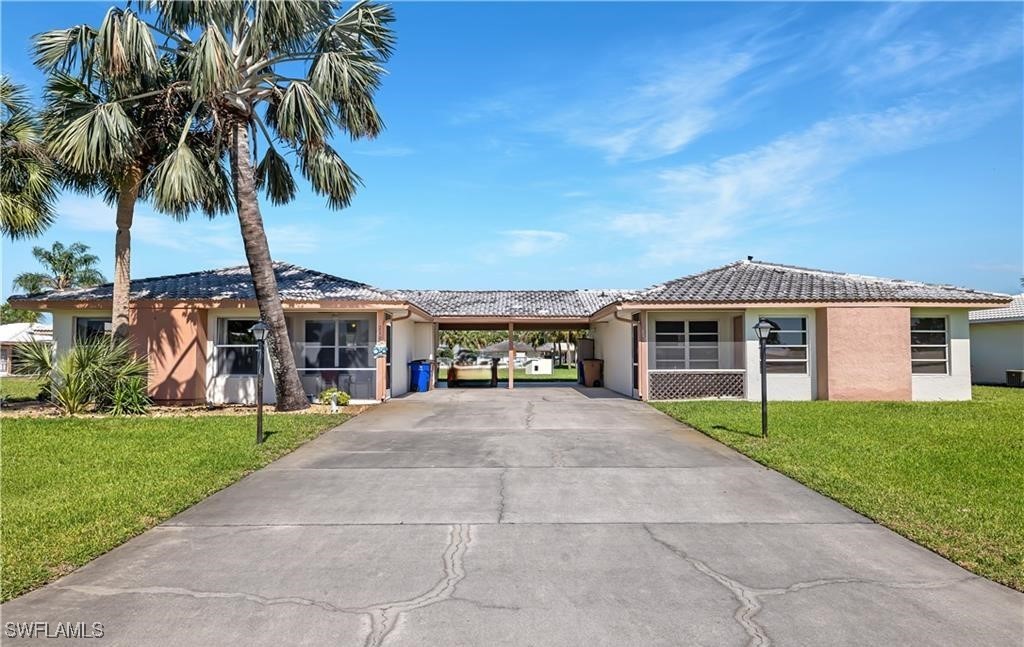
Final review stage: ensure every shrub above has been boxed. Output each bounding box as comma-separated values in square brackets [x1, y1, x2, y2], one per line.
[317, 387, 351, 408]
[109, 375, 151, 416]
[15, 338, 151, 415]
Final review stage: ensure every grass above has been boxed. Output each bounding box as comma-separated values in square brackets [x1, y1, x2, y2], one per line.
[437, 366, 579, 382]
[0, 412, 347, 601]
[0, 376, 44, 402]
[653, 386, 1024, 591]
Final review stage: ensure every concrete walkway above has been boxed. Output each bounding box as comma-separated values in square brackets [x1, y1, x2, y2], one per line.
[4, 386, 1021, 645]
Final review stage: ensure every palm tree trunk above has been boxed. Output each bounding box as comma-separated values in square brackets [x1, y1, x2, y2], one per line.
[229, 121, 309, 411]
[111, 166, 141, 340]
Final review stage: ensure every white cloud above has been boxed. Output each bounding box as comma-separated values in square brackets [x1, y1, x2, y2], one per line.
[845, 21, 1021, 88]
[549, 53, 755, 162]
[60, 197, 237, 253]
[497, 230, 568, 257]
[611, 95, 1014, 265]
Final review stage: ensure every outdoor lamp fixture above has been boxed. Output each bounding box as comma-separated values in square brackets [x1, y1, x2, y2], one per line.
[752, 318, 774, 439]
[250, 321, 270, 444]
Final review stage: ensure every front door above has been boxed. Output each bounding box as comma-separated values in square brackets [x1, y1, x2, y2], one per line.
[632, 313, 640, 398]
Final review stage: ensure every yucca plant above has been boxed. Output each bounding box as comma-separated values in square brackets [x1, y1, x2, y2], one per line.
[15, 338, 150, 415]
[0, 77, 58, 239]
[33, 10, 230, 338]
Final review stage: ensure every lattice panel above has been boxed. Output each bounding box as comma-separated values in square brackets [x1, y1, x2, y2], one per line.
[649, 371, 744, 400]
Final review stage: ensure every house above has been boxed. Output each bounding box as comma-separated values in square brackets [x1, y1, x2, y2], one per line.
[0, 323, 52, 376]
[969, 294, 1024, 385]
[7, 259, 1011, 404]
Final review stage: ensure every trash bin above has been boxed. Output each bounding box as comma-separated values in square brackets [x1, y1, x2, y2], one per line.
[409, 360, 432, 392]
[582, 359, 604, 388]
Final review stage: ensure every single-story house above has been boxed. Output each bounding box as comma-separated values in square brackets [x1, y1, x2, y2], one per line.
[969, 294, 1024, 386]
[0, 322, 52, 376]
[8, 258, 1011, 404]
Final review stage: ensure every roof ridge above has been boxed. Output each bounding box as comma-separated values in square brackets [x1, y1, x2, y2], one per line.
[747, 259, 1011, 296]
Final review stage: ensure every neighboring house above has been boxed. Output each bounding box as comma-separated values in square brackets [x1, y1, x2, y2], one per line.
[969, 294, 1024, 385]
[8, 259, 1010, 404]
[0, 323, 53, 376]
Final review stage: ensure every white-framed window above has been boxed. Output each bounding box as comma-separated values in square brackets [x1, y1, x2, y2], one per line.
[75, 317, 111, 341]
[215, 319, 259, 376]
[654, 320, 719, 370]
[761, 316, 808, 374]
[911, 316, 948, 374]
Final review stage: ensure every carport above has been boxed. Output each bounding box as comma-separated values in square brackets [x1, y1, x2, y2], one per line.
[435, 317, 591, 389]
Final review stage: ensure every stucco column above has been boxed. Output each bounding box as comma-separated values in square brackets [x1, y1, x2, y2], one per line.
[508, 322, 515, 390]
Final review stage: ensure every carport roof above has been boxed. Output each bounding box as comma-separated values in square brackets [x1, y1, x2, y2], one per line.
[392, 289, 629, 318]
[10, 258, 1008, 317]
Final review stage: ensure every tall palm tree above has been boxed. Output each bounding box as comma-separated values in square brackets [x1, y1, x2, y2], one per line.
[138, 0, 396, 410]
[12, 241, 105, 294]
[0, 77, 58, 239]
[33, 9, 230, 340]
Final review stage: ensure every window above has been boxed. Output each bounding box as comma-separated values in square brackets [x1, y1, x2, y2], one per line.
[911, 317, 948, 374]
[762, 317, 807, 374]
[296, 317, 376, 399]
[75, 318, 111, 341]
[215, 319, 258, 376]
[654, 320, 719, 370]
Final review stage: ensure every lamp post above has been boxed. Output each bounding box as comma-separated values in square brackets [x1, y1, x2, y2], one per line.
[752, 318, 773, 439]
[250, 321, 270, 444]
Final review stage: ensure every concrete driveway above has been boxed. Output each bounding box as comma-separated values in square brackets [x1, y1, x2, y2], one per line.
[4, 386, 1021, 646]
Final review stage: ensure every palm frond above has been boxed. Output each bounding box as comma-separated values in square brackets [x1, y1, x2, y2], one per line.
[95, 8, 160, 80]
[147, 140, 228, 218]
[299, 143, 361, 209]
[32, 25, 97, 73]
[254, 147, 296, 205]
[188, 23, 239, 97]
[273, 81, 330, 144]
[48, 101, 138, 173]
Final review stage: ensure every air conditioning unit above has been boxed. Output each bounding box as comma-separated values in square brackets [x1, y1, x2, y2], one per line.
[1007, 370, 1024, 388]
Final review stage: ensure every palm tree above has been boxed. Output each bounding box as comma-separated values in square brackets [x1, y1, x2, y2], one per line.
[33, 9, 230, 339]
[138, 0, 396, 410]
[12, 241, 105, 294]
[0, 77, 58, 239]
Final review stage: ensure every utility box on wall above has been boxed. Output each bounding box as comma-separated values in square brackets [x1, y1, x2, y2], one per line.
[530, 358, 553, 375]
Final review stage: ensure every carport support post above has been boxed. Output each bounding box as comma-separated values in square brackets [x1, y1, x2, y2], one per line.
[508, 322, 515, 389]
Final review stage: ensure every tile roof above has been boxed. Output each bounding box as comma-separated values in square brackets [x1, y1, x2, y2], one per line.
[634, 260, 1010, 304]
[10, 259, 1008, 318]
[9, 263, 396, 303]
[969, 294, 1024, 322]
[392, 289, 628, 318]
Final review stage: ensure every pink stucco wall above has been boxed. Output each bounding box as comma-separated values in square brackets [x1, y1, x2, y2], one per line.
[818, 306, 912, 401]
[131, 305, 208, 403]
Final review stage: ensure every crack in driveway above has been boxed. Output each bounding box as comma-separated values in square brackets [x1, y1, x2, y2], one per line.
[359, 523, 472, 647]
[496, 469, 509, 523]
[60, 524, 474, 647]
[641, 524, 974, 647]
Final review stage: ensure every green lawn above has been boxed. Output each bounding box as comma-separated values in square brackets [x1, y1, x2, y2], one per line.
[0, 412, 347, 601]
[0, 376, 44, 402]
[653, 386, 1024, 591]
[438, 365, 579, 382]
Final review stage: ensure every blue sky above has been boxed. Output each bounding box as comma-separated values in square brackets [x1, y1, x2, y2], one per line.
[2, 1, 1022, 299]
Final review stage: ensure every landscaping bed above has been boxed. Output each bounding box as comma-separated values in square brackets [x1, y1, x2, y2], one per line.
[653, 386, 1024, 591]
[1, 412, 350, 601]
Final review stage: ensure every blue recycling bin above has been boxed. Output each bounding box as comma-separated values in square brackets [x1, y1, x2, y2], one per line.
[409, 360, 432, 392]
